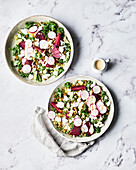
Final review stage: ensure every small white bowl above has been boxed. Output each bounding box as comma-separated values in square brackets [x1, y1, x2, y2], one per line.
[5, 15, 74, 86]
[47, 75, 114, 143]
[91, 58, 110, 73]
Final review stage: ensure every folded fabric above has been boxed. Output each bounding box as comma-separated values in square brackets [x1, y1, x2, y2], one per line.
[31, 106, 95, 157]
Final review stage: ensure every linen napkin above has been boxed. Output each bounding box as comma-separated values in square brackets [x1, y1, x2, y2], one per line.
[31, 106, 95, 157]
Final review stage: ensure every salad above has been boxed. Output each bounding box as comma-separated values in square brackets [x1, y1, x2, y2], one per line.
[48, 80, 111, 138]
[10, 21, 71, 82]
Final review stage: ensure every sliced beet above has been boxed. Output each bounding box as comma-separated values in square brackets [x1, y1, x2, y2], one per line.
[93, 94, 101, 101]
[46, 63, 54, 68]
[19, 41, 25, 49]
[25, 59, 32, 65]
[51, 47, 61, 58]
[66, 111, 69, 119]
[85, 122, 91, 136]
[35, 32, 45, 40]
[71, 86, 86, 91]
[34, 46, 44, 53]
[50, 102, 62, 113]
[70, 126, 81, 136]
[54, 33, 60, 47]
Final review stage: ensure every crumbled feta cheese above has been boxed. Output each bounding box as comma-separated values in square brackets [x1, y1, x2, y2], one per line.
[78, 80, 83, 85]
[43, 70, 47, 74]
[62, 117, 68, 126]
[66, 52, 70, 57]
[38, 26, 43, 32]
[81, 125, 88, 132]
[89, 125, 94, 134]
[32, 68, 36, 72]
[69, 92, 74, 100]
[78, 102, 84, 111]
[18, 50, 25, 57]
[69, 110, 73, 117]
[106, 101, 110, 106]
[48, 40, 53, 46]
[60, 40, 65, 46]
[42, 74, 50, 80]
[59, 46, 64, 53]
[56, 101, 64, 109]
[34, 40, 39, 47]
[77, 90, 81, 97]
[21, 58, 26, 65]
[86, 117, 89, 122]
[60, 54, 65, 60]
[64, 123, 70, 130]
[66, 102, 70, 108]
[104, 96, 108, 100]
[90, 81, 96, 88]
[66, 88, 71, 95]
[21, 28, 28, 35]
[71, 102, 79, 108]
[54, 70, 58, 76]
[77, 98, 81, 103]
[28, 74, 34, 80]
[18, 34, 21, 38]
[40, 40, 48, 49]
[55, 117, 61, 122]
[94, 121, 104, 128]
[63, 95, 69, 101]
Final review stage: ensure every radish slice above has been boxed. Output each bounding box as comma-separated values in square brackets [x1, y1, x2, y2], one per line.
[74, 117, 82, 127]
[87, 95, 96, 107]
[93, 85, 101, 94]
[71, 86, 86, 91]
[22, 64, 31, 74]
[80, 90, 89, 100]
[47, 56, 55, 65]
[96, 100, 104, 108]
[29, 26, 38, 33]
[48, 31, 56, 39]
[91, 109, 99, 117]
[98, 105, 107, 114]
[81, 124, 88, 132]
[28, 47, 33, 54]
[89, 103, 96, 111]
[48, 111, 56, 120]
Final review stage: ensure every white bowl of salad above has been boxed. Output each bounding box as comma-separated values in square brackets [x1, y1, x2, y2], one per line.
[5, 15, 74, 85]
[47, 75, 114, 142]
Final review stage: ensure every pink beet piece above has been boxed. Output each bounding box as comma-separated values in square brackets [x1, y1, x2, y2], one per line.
[85, 122, 92, 136]
[50, 102, 62, 113]
[25, 60, 32, 65]
[71, 86, 86, 91]
[46, 63, 54, 68]
[51, 47, 61, 58]
[54, 33, 60, 47]
[19, 41, 25, 49]
[35, 32, 45, 40]
[34, 46, 44, 53]
[66, 111, 70, 119]
[70, 126, 81, 136]
[93, 94, 101, 101]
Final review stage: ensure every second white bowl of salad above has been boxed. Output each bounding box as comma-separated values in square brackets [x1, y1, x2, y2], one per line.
[47, 75, 114, 142]
[5, 15, 74, 85]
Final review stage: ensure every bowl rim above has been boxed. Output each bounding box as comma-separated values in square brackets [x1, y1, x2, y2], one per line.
[47, 75, 115, 143]
[4, 15, 74, 86]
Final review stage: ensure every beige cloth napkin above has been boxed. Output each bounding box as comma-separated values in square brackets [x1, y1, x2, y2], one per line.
[31, 106, 95, 157]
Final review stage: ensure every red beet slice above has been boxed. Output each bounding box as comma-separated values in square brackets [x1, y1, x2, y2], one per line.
[54, 33, 60, 47]
[93, 94, 101, 101]
[85, 122, 91, 136]
[66, 111, 70, 119]
[71, 86, 86, 91]
[34, 46, 44, 53]
[46, 63, 54, 68]
[25, 59, 32, 65]
[50, 102, 62, 113]
[35, 32, 45, 40]
[19, 41, 25, 49]
[70, 126, 81, 136]
[51, 47, 61, 58]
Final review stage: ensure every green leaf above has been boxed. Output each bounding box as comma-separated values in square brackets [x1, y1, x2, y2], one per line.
[20, 72, 29, 77]
[37, 73, 42, 82]
[9, 44, 21, 56]
[101, 91, 106, 95]
[70, 123, 74, 130]
[64, 82, 72, 88]
[58, 67, 64, 75]
[25, 22, 37, 29]
[95, 127, 100, 133]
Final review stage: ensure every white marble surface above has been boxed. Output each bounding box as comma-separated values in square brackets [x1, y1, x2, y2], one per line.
[0, 0, 136, 169]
